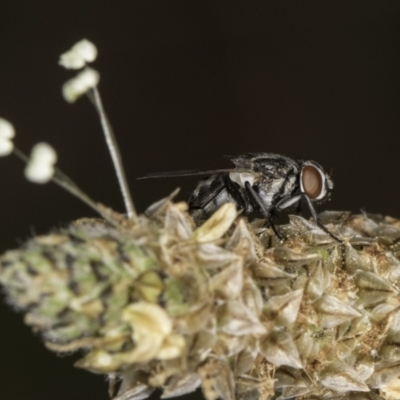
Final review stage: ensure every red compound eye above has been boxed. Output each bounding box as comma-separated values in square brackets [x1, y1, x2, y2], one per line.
[302, 165, 323, 199]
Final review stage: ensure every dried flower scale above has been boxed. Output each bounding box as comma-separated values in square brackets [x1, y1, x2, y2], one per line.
[1, 39, 400, 400]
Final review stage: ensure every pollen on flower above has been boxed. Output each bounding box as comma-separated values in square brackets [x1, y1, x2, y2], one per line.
[59, 39, 97, 69]
[62, 67, 100, 103]
[0, 118, 15, 156]
[24, 142, 57, 183]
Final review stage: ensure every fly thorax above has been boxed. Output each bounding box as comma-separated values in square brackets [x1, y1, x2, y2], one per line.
[284, 173, 298, 194]
[229, 172, 255, 188]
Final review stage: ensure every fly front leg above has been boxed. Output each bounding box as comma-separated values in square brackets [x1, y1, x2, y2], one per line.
[296, 199, 302, 215]
[275, 194, 302, 212]
[303, 195, 341, 242]
[244, 181, 284, 240]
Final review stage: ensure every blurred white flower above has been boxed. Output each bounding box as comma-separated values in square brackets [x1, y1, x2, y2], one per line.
[62, 67, 100, 103]
[59, 39, 97, 70]
[0, 118, 15, 156]
[24, 142, 57, 183]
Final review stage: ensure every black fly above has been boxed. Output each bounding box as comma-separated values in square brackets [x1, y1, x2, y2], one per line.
[141, 153, 338, 241]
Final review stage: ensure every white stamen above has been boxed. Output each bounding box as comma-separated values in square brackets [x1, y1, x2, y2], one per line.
[62, 68, 100, 103]
[90, 87, 137, 221]
[59, 39, 98, 70]
[25, 143, 57, 184]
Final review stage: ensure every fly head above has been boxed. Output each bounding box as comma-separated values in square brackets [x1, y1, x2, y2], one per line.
[299, 160, 334, 203]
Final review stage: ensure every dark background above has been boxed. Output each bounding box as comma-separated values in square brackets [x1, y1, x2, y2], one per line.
[1, 1, 400, 399]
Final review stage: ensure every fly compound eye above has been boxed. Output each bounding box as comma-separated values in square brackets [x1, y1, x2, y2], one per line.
[301, 165, 324, 199]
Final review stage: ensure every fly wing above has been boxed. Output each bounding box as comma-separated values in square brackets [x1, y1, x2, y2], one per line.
[225, 153, 267, 170]
[138, 168, 247, 179]
[227, 153, 300, 180]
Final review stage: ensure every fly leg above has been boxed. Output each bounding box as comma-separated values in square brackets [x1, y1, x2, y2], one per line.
[223, 175, 247, 212]
[296, 199, 302, 215]
[244, 181, 283, 240]
[268, 210, 284, 239]
[303, 195, 341, 242]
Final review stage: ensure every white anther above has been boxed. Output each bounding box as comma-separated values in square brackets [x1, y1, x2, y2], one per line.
[0, 118, 15, 139]
[59, 39, 98, 70]
[62, 67, 100, 103]
[0, 118, 15, 156]
[25, 143, 57, 183]
[0, 138, 13, 156]
[71, 39, 97, 63]
[59, 51, 86, 70]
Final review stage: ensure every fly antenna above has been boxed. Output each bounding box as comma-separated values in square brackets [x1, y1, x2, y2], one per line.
[86, 87, 137, 222]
